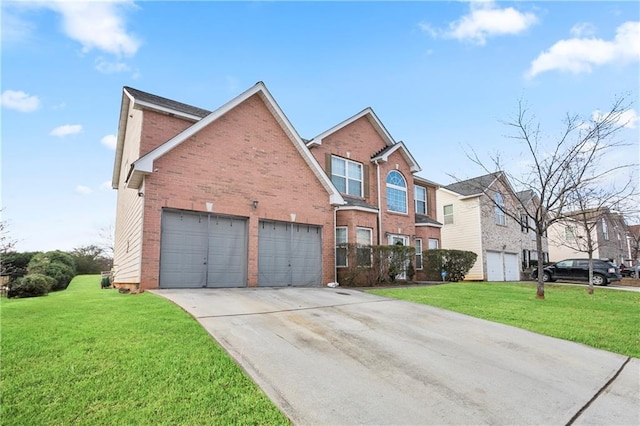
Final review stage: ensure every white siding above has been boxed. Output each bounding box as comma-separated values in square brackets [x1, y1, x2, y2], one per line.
[436, 190, 484, 280]
[547, 222, 601, 262]
[113, 107, 144, 284]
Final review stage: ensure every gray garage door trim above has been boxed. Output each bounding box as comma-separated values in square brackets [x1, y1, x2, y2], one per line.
[258, 220, 322, 287]
[160, 209, 248, 288]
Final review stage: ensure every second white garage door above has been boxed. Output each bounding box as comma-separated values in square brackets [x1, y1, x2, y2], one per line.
[258, 220, 322, 287]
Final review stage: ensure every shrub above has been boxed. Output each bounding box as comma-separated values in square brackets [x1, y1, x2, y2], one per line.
[337, 244, 417, 286]
[423, 249, 478, 282]
[1, 251, 39, 281]
[8, 274, 55, 298]
[28, 251, 77, 291]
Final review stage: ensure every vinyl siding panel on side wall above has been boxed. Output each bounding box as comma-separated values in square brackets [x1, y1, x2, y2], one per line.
[436, 190, 484, 280]
[113, 107, 144, 285]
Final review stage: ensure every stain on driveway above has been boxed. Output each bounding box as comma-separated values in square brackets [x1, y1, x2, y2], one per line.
[153, 287, 639, 425]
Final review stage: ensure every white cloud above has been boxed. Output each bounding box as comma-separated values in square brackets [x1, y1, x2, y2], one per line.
[592, 108, 639, 129]
[50, 124, 83, 137]
[527, 21, 640, 78]
[423, 1, 538, 45]
[95, 57, 130, 74]
[76, 185, 92, 195]
[570, 22, 597, 38]
[47, 1, 140, 57]
[101, 134, 117, 150]
[1, 10, 35, 44]
[1, 90, 41, 112]
[100, 181, 113, 190]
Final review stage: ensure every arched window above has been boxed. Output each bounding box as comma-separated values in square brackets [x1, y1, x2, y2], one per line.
[386, 171, 407, 213]
[494, 192, 506, 225]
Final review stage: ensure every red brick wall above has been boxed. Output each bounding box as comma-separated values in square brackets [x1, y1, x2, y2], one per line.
[140, 110, 195, 156]
[138, 94, 335, 289]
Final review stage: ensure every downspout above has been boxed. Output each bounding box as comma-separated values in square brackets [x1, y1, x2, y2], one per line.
[375, 160, 383, 245]
[333, 205, 338, 284]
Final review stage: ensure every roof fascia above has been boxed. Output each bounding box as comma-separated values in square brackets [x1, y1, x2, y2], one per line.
[132, 99, 204, 122]
[371, 141, 421, 173]
[307, 107, 395, 148]
[415, 222, 443, 228]
[111, 89, 134, 189]
[337, 205, 379, 214]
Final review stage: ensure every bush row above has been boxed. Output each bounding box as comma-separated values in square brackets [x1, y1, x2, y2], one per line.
[7, 251, 76, 298]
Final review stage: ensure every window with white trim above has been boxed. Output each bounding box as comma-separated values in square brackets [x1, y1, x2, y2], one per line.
[520, 213, 528, 233]
[443, 204, 453, 225]
[331, 156, 363, 197]
[428, 238, 439, 249]
[415, 186, 427, 215]
[602, 218, 609, 240]
[356, 227, 373, 267]
[494, 192, 506, 226]
[336, 227, 348, 267]
[386, 171, 407, 213]
[415, 238, 423, 270]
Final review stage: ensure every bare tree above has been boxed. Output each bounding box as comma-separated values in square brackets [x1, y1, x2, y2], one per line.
[1, 209, 18, 279]
[551, 188, 635, 294]
[98, 223, 115, 257]
[469, 95, 635, 299]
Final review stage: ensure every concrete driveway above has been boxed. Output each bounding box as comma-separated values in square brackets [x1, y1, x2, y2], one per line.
[153, 287, 639, 425]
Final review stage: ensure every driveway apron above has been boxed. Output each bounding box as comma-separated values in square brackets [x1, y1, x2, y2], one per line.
[153, 288, 639, 425]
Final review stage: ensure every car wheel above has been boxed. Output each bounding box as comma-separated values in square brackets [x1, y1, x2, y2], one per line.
[542, 272, 551, 282]
[633, 271, 638, 279]
[592, 274, 606, 286]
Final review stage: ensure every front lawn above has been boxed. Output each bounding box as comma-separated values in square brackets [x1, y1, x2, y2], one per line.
[368, 283, 640, 358]
[0, 275, 289, 425]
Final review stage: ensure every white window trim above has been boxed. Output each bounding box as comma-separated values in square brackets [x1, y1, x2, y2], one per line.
[386, 171, 408, 214]
[414, 185, 427, 215]
[415, 238, 423, 270]
[356, 227, 373, 268]
[336, 226, 348, 268]
[443, 204, 454, 225]
[494, 193, 506, 226]
[332, 156, 363, 197]
[428, 238, 439, 249]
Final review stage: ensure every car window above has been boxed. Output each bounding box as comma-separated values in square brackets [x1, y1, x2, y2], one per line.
[575, 260, 589, 268]
[556, 260, 573, 268]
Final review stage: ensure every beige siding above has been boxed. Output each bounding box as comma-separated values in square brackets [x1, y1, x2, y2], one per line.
[547, 222, 601, 262]
[436, 190, 484, 280]
[113, 107, 144, 285]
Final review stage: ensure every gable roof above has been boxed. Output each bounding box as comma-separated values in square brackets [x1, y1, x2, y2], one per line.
[444, 172, 508, 197]
[370, 141, 421, 173]
[306, 108, 395, 148]
[120, 82, 345, 206]
[415, 214, 443, 228]
[124, 87, 211, 120]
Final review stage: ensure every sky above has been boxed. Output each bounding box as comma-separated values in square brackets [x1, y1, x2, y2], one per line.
[1, 0, 639, 253]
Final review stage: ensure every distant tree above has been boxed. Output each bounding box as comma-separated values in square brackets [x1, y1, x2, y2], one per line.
[468, 95, 635, 299]
[70, 245, 113, 274]
[98, 224, 115, 257]
[629, 225, 640, 264]
[1, 209, 18, 278]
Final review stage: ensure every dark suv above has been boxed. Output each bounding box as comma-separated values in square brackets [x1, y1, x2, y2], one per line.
[532, 259, 621, 286]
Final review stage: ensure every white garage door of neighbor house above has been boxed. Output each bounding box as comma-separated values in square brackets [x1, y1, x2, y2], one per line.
[486, 251, 504, 281]
[159, 210, 247, 288]
[258, 220, 322, 287]
[486, 251, 520, 282]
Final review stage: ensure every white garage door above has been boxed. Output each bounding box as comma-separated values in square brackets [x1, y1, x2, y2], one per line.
[504, 253, 520, 281]
[160, 210, 247, 288]
[486, 251, 504, 281]
[258, 220, 322, 287]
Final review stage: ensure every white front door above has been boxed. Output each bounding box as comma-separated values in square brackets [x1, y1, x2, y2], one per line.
[387, 235, 410, 279]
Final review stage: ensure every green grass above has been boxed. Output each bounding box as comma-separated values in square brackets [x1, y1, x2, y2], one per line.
[0, 275, 289, 425]
[368, 283, 640, 358]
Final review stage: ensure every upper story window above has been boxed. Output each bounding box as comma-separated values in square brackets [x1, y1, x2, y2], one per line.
[602, 218, 609, 240]
[415, 186, 427, 215]
[331, 156, 363, 197]
[494, 192, 506, 226]
[443, 204, 453, 224]
[386, 171, 407, 213]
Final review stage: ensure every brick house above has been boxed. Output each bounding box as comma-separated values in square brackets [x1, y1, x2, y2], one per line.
[436, 172, 548, 281]
[547, 207, 629, 266]
[111, 82, 441, 290]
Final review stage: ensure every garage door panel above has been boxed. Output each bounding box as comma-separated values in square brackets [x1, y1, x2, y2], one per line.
[504, 253, 520, 281]
[160, 210, 247, 289]
[486, 251, 504, 282]
[259, 221, 322, 287]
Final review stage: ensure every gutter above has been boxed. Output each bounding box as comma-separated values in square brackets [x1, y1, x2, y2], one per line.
[375, 159, 383, 245]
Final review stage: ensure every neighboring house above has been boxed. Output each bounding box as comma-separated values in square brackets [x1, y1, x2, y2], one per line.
[111, 82, 441, 290]
[548, 208, 629, 266]
[436, 172, 548, 281]
[516, 189, 548, 270]
[627, 224, 640, 266]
